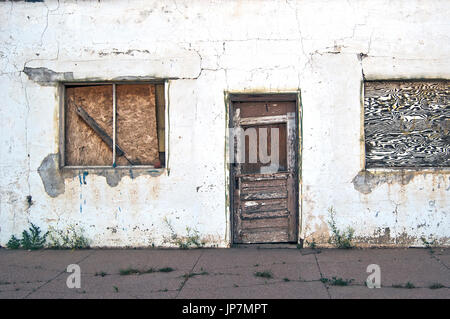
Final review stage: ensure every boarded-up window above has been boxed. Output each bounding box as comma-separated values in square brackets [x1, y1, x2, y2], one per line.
[64, 83, 165, 167]
[364, 81, 449, 168]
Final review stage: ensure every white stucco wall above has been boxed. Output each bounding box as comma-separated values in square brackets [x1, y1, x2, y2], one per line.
[0, 0, 448, 247]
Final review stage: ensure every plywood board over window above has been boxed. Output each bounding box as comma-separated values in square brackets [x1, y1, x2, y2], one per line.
[115, 84, 159, 166]
[64, 82, 165, 168]
[364, 80, 449, 168]
[65, 85, 114, 166]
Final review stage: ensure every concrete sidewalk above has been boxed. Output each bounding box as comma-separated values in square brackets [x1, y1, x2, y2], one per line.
[0, 247, 449, 299]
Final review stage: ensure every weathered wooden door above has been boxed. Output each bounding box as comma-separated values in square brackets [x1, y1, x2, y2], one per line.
[231, 95, 298, 244]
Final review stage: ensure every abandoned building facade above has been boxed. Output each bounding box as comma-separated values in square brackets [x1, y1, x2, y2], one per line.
[0, 0, 448, 248]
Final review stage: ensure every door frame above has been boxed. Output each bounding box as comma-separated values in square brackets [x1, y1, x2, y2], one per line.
[225, 92, 302, 246]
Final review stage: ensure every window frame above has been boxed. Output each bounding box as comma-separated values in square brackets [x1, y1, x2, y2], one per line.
[58, 80, 168, 170]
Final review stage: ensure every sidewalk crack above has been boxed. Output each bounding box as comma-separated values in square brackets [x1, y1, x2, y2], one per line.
[175, 250, 204, 299]
[314, 253, 331, 299]
[429, 249, 450, 271]
[23, 251, 95, 299]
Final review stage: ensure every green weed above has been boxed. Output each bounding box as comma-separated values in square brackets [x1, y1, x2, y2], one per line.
[327, 207, 354, 249]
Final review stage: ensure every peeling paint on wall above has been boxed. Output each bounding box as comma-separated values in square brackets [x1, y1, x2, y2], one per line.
[37, 154, 65, 198]
[352, 170, 415, 194]
[37, 153, 164, 197]
[23, 67, 74, 86]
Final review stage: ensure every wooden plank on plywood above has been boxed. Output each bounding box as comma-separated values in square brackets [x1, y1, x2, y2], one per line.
[74, 104, 125, 157]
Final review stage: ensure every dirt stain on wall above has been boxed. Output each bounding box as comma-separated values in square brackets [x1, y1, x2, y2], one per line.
[352, 170, 416, 194]
[38, 153, 163, 197]
[23, 67, 74, 86]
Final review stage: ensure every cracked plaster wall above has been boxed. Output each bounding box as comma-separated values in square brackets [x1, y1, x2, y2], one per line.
[0, 0, 448, 247]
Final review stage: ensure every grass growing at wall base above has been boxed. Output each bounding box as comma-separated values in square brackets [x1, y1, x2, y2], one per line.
[47, 225, 90, 249]
[6, 235, 21, 249]
[6, 223, 48, 250]
[6, 224, 90, 250]
[162, 217, 206, 249]
[327, 207, 355, 249]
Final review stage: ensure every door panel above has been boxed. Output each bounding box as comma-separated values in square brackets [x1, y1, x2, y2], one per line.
[241, 123, 287, 174]
[238, 101, 295, 118]
[232, 99, 298, 244]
